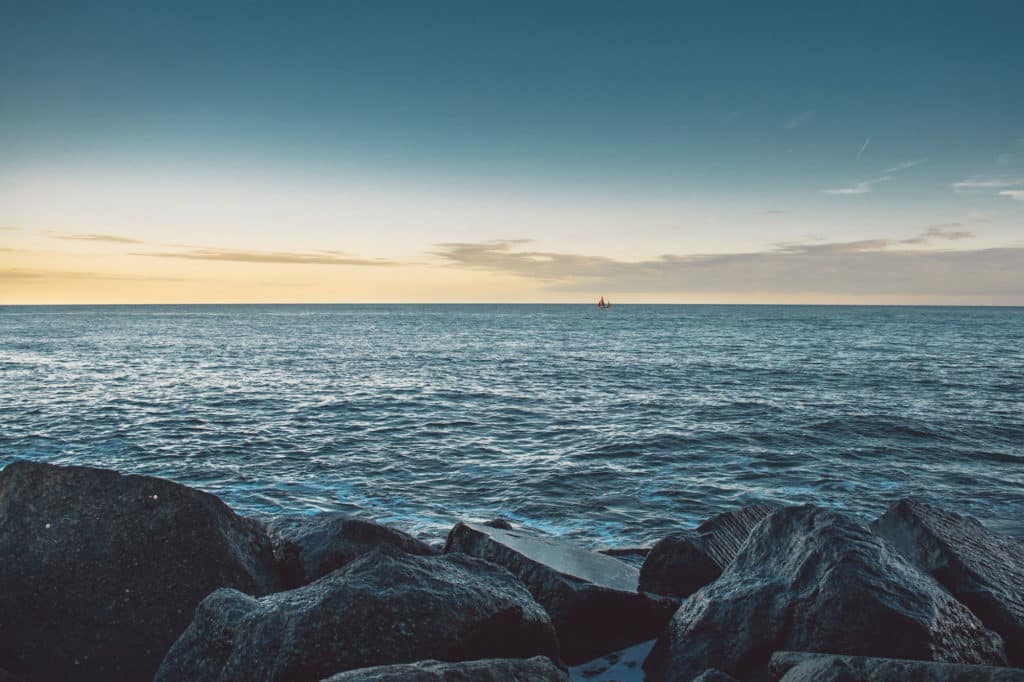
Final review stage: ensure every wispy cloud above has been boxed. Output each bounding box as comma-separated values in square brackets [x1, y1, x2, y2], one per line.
[784, 109, 816, 129]
[884, 158, 927, 173]
[952, 176, 1023, 190]
[56, 233, 144, 244]
[857, 137, 871, 159]
[998, 190, 1024, 201]
[0, 226, 19, 232]
[823, 175, 891, 195]
[431, 239, 1023, 297]
[132, 246, 397, 266]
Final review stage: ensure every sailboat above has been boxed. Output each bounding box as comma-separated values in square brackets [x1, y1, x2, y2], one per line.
[597, 296, 612, 309]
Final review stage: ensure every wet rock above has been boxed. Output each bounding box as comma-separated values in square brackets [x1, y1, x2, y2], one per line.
[155, 548, 560, 682]
[320, 657, 568, 681]
[643, 505, 1007, 682]
[692, 670, 741, 682]
[639, 503, 777, 598]
[445, 521, 678, 664]
[0, 460, 279, 682]
[872, 498, 1024, 665]
[769, 651, 1024, 682]
[598, 546, 651, 568]
[483, 517, 514, 530]
[266, 512, 436, 587]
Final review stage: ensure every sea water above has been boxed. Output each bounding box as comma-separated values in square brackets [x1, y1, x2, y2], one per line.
[2, 304, 1022, 545]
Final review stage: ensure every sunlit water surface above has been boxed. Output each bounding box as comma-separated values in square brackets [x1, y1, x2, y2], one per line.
[2, 305, 1022, 545]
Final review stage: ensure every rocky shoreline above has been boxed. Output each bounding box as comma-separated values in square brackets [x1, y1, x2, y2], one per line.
[0, 460, 1021, 681]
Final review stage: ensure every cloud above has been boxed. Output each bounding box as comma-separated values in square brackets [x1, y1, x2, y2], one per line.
[884, 159, 928, 173]
[825, 158, 925, 196]
[952, 177, 1023, 190]
[857, 137, 871, 159]
[900, 224, 974, 245]
[132, 246, 397, 266]
[56, 233, 144, 244]
[998, 190, 1024, 201]
[824, 175, 891, 195]
[431, 239, 1023, 297]
[0, 268, 185, 282]
[784, 109, 816, 129]
[764, 209, 786, 215]
[0, 226, 19, 232]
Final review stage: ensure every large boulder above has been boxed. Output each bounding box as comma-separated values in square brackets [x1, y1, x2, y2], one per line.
[265, 512, 436, 587]
[872, 498, 1024, 666]
[769, 651, 1024, 682]
[155, 548, 560, 682]
[445, 522, 678, 664]
[640, 503, 777, 598]
[320, 657, 568, 681]
[643, 505, 1007, 681]
[0, 461, 279, 682]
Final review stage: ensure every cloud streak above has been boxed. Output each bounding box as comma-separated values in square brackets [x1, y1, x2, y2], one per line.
[132, 247, 397, 266]
[431, 239, 1023, 297]
[857, 137, 871, 159]
[884, 159, 927, 173]
[57, 233, 144, 244]
[784, 109, 816, 129]
[998, 189, 1024, 201]
[823, 175, 891, 195]
[0, 268, 185, 282]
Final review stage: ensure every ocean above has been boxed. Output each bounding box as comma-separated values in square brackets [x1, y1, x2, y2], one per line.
[2, 304, 1022, 545]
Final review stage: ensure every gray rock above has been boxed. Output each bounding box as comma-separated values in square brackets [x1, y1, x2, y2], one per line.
[769, 651, 1024, 681]
[155, 547, 560, 682]
[320, 657, 568, 681]
[0, 461, 279, 682]
[872, 498, 1024, 666]
[445, 522, 678, 664]
[639, 503, 777, 598]
[692, 670, 741, 682]
[266, 512, 436, 587]
[643, 505, 1007, 682]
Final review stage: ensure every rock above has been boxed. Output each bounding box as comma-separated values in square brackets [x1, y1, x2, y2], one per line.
[692, 670, 741, 682]
[155, 548, 560, 682]
[483, 517, 514, 530]
[266, 512, 436, 587]
[445, 522, 678, 664]
[320, 657, 568, 681]
[872, 498, 1024, 665]
[0, 461, 279, 682]
[769, 651, 1024, 682]
[598, 546, 651, 568]
[639, 503, 777, 598]
[643, 505, 1007, 682]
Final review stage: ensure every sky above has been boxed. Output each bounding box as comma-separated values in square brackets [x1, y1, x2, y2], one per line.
[2, 1, 1023, 304]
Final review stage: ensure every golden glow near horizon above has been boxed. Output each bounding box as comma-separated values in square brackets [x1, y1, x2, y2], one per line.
[2, 162, 1023, 305]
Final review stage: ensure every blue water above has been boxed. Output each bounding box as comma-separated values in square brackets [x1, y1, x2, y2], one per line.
[1, 304, 1022, 545]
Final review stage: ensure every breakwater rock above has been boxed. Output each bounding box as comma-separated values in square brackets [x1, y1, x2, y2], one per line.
[1, 460, 1022, 681]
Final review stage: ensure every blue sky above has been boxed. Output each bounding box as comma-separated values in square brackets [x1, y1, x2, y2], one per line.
[1, 1, 1023, 303]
